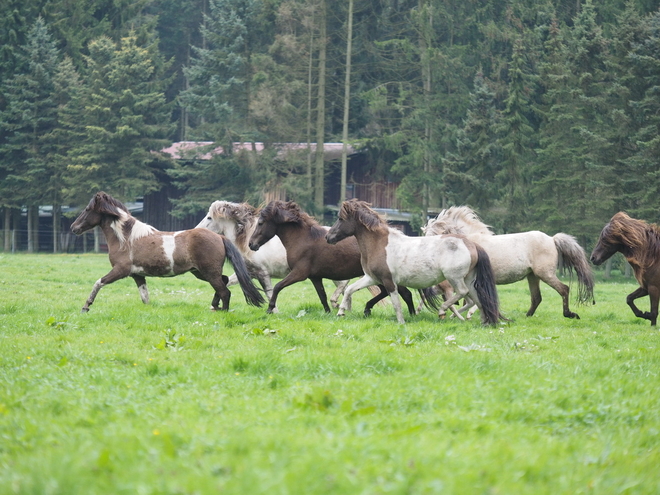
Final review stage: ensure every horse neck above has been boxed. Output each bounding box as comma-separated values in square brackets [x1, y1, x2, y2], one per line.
[99, 216, 126, 253]
[234, 218, 257, 254]
[353, 222, 389, 255]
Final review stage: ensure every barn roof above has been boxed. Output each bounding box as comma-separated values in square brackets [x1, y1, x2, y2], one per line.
[159, 141, 358, 161]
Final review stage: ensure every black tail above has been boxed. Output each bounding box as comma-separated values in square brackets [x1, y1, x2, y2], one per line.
[420, 286, 443, 311]
[472, 246, 501, 326]
[222, 237, 265, 307]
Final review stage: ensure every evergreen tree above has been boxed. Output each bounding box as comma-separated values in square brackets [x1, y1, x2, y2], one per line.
[64, 32, 173, 203]
[624, 9, 660, 221]
[494, 37, 537, 232]
[0, 17, 62, 250]
[448, 70, 501, 212]
[535, 1, 618, 241]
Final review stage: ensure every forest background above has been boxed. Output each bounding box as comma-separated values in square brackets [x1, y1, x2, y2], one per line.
[1, 0, 660, 254]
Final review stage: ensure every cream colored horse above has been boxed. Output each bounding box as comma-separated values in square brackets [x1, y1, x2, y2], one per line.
[425, 206, 595, 319]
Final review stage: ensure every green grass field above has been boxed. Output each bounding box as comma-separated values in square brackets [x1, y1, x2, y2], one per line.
[0, 253, 658, 494]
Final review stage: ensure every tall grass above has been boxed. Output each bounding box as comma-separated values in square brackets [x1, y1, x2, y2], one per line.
[0, 254, 658, 494]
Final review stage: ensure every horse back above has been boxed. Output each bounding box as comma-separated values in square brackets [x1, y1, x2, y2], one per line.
[282, 227, 364, 280]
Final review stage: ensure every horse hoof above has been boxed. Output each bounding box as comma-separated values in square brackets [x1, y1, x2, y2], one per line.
[81, 307, 89, 313]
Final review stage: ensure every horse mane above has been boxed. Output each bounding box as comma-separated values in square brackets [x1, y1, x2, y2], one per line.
[339, 199, 386, 231]
[607, 212, 660, 268]
[261, 200, 327, 239]
[426, 206, 493, 237]
[209, 200, 256, 245]
[91, 191, 155, 246]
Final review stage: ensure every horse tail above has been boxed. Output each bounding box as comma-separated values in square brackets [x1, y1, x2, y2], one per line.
[420, 286, 443, 311]
[553, 233, 595, 305]
[222, 237, 265, 307]
[472, 245, 501, 326]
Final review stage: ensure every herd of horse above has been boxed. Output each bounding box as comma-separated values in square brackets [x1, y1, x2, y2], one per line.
[70, 191, 660, 326]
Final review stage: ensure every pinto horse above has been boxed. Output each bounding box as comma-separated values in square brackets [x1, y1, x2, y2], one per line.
[424, 206, 595, 319]
[196, 200, 348, 311]
[247, 200, 415, 315]
[326, 200, 501, 325]
[591, 212, 660, 326]
[70, 192, 264, 312]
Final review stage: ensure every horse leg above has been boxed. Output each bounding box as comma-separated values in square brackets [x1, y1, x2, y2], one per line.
[364, 285, 388, 317]
[330, 280, 349, 309]
[648, 285, 659, 326]
[82, 267, 129, 312]
[626, 286, 651, 321]
[540, 273, 578, 319]
[310, 277, 331, 313]
[438, 279, 469, 320]
[131, 275, 149, 304]
[226, 273, 238, 287]
[267, 271, 308, 314]
[338, 275, 377, 317]
[526, 274, 543, 317]
[399, 286, 416, 316]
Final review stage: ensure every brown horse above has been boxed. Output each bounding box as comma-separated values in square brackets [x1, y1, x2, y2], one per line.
[247, 200, 415, 315]
[591, 212, 660, 326]
[70, 192, 264, 312]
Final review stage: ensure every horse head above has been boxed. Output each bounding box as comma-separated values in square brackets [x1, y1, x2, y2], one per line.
[71, 192, 127, 235]
[590, 212, 650, 266]
[430, 206, 492, 237]
[248, 200, 300, 251]
[326, 200, 382, 245]
[197, 201, 256, 239]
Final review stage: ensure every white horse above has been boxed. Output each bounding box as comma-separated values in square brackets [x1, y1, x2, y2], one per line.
[326, 200, 501, 325]
[424, 206, 595, 319]
[196, 201, 348, 312]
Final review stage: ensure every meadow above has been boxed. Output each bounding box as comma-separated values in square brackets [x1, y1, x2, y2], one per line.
[0, 253, 658, 494]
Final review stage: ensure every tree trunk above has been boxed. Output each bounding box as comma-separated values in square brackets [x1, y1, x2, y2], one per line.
[313, 0, 327, 216]
[53, 204, 60, 253]
[419, 0, 433, 218]
[339, 0, 354, 206]
[27, 205, 34, 253]
[306, 15, 315, 194]
[3, 208, 10, 252]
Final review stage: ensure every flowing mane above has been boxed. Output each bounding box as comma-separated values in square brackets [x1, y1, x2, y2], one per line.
[208, 200, 257, 246]
[261, 200, 327, 239]
[605, 212, 660, 269]
[339, 199, 386, 231]
[89, 191, 155, 246]
[425, 206, 494, 237]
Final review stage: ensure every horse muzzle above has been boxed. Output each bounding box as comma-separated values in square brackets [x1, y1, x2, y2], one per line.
[248, 241, 261, 252]
[325, 232, 338, 245]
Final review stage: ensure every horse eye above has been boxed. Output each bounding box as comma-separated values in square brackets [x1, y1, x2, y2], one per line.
[207, 217, 211, 220]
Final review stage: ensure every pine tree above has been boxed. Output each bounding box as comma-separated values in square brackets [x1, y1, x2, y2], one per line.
[0, 17, 62, 251]
[624, 9, 660, 222]
[64, 32, 173, 203]
[494, 37, 537, 232]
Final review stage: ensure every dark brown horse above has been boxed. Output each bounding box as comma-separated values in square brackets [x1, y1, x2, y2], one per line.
[591, 212, 660, 326]
[70, 192, 264, 312]
[248, 200, 415, 315]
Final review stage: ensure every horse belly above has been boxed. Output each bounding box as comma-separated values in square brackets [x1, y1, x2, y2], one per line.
[130, 234, 178, 277]
[385, 239, 450, 289]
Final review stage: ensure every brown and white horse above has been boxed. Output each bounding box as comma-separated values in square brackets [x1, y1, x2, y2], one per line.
[196, 200, 348, 311]
[591, 212, 660, 326]
[247, 200, 416, 316]
[326, 200, 501, 325]
[70, 192, 264, 312]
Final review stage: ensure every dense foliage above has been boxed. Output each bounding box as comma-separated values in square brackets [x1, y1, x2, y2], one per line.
[1, 0, 660, 246]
